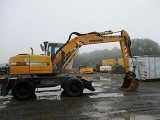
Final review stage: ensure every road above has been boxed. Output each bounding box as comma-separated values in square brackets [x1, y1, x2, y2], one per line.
[0, 73, 160, 120]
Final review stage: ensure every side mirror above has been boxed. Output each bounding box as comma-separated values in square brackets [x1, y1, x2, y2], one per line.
[40, 44, 45, 51]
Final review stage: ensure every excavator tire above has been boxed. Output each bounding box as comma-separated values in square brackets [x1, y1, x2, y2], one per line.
[12, 79, 35, 101]
[64, 79, 84, 97]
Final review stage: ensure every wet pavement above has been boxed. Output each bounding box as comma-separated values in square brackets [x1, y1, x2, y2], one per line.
[1, 73, 160, 120]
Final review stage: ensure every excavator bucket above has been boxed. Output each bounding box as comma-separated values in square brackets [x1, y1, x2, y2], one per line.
[120, 72, 139, 91]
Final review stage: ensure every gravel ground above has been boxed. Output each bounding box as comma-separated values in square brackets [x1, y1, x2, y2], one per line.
[1, 73, 160, 120]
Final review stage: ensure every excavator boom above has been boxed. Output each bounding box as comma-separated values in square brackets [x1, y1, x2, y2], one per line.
[53, 30, 130, 71]
[52, 30, 139, 91]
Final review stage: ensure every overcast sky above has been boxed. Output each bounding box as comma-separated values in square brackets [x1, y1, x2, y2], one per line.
[0, 0, 160, 63]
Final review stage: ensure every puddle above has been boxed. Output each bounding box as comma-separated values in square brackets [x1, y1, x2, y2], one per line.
[0, 95, 12, 100]
[108, 109, 159, 120]
[83, 110, 158, 120]
[133, 115, 159, 120]
[2, 101, 10, 105]
[0, 105, 5, 109]
[92, 81, 113, 88]
[92, 82, 103, 87]
[82, 112, 106, 118]
[89, 93, 123, 98]
[82, 76, 94, 81]
[110, 115, 156, 120]
[0, 100, 11, 110]
[109, 110, 127, 114]
[92, 77, 120, 87]
[84, 87, 103, 93]
[100, 77, 112, 81]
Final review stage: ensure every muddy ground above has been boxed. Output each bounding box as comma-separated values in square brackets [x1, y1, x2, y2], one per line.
[1, 73, 160, 120]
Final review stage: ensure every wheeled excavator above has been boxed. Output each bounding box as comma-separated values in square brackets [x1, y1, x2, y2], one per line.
[0, 30, 139, 101]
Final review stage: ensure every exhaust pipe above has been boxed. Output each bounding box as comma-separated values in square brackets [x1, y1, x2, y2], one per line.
[30, 47, 33, 55]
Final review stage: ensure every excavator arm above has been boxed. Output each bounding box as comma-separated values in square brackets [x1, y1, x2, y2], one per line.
[53, 30, 130, 72]
[52, 29, 139, 91]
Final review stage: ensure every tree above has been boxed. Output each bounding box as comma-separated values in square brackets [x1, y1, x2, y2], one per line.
[73, 38, 160, 68]
[73, 47, 122, 68]
[130, 38, 160, 56]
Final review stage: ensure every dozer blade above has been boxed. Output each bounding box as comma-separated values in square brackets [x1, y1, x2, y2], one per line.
[120, 72, 139, 91]
[82, 79, 95, 91]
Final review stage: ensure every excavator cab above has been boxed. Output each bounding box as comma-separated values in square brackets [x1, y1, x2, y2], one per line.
[41, 42, 78, 74]
[41, 42, 63, 57]
[41, 42, 66, 71]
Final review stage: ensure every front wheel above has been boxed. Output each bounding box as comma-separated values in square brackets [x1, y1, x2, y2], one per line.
[12, 79, 35, 101]
[64, 79, 84, 97]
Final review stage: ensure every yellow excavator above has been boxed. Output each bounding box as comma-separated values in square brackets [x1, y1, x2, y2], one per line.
[0, 30, 139, 101]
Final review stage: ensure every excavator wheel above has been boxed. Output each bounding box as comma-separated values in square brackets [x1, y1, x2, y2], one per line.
[12, 79, 35, 101]
[64, 78, 84, 97]
[120, 71, 139, 91]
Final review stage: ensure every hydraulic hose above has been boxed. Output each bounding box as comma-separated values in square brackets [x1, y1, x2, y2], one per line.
[126, 40, 136, 72]
[56, 31, 100, 54]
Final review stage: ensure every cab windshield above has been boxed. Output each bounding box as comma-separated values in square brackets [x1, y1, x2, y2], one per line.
[47, 43, 63, 56]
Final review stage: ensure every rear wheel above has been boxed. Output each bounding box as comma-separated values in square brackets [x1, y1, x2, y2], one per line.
[12, 79, 35, 101]
[64, 79, 84, 97]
